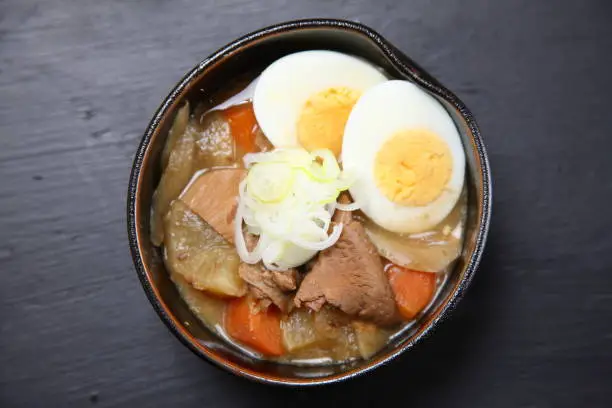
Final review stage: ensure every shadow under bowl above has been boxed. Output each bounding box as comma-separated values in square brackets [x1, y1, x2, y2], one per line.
[127, 18, 492, 386]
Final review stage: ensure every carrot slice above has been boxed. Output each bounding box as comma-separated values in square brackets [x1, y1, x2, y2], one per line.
[223, 103, 258, 153]
[225, 296, 284, 356]
[387, 265, 437, 320]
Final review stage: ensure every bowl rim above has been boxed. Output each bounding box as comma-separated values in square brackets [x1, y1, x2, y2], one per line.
[127, 18, 492, 386]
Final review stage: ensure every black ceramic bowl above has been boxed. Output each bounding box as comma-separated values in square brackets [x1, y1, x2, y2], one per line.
[127, 19, 491, 386]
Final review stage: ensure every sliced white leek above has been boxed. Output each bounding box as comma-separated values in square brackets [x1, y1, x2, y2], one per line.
[246, 162, 294, 203]
[234, 147, 356, 269]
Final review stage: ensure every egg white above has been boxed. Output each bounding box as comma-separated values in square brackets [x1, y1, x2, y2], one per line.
[252, 50, 387, 148]
[342, 80, 466, 233]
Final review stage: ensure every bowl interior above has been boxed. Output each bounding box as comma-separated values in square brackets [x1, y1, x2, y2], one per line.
[129, 21, 489, 385]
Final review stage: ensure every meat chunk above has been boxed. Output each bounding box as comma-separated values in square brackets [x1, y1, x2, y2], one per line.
[239, 263, 298, 312]
[295, 208, 398, 326]
[238, 234, 299, 312]
[180, 168, 246, 244]
[271, 270, 298, 291]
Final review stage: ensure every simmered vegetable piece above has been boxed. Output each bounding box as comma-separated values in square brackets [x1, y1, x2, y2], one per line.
[281, 308, 320, 352]
[223, 103, 258, 154]
[364, 187, 467, 273]
[312, 307, 360, 361]
[225, 296, 284, 356]
[164, 200, 246, 297]
[279, 306, 362, 361]
[191, 109, 235, 168]
[171, 272, 226, 329]
[352, 321, 391, 359]
[151, 129, 196, 245]
[161, 101, 190, 170]
[387, 265, 437, 320]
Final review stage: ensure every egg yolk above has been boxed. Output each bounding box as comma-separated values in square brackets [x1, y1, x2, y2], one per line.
[296, 87, 361, 156]
[374, 129, 453, 206]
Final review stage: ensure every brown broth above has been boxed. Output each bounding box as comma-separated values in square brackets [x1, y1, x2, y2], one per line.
[153, 77, 467, 365]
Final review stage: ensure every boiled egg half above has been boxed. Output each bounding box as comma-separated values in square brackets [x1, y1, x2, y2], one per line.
[342, 80, 465, 233]
[253, 50, 387, 156]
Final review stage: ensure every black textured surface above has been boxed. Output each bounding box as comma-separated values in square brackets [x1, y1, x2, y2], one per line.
[1, 0, 611, 406]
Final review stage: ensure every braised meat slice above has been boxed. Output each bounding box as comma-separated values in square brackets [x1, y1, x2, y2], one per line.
[180, 168, 246, 244]
[294, 208, 398, 326]
[239, 263, 298, 312]
[238, 234, 299, 312]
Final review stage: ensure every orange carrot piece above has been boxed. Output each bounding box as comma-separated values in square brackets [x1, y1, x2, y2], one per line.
[387, 265, 437, 320]
[225, 296, 284, 356]
[223, 103, 258, 153]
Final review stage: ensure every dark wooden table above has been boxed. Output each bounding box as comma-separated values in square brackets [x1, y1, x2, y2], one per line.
[1, 0, 611, 406]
